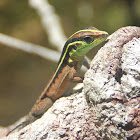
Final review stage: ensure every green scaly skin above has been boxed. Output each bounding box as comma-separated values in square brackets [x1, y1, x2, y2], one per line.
[7, 27, 108, 136]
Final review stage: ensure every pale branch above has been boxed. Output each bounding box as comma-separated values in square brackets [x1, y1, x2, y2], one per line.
[29, 0, 67, 51]
[0, 33, 60, 62]
[0, 0, 66, 62]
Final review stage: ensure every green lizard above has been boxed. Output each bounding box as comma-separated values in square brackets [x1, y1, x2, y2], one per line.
[7, 27, 108, 135]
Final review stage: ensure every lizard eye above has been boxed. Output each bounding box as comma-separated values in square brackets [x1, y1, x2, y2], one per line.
[83, 36, 94, 44]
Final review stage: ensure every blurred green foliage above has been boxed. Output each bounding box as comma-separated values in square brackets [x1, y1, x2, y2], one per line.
[0, 0, 139, 126]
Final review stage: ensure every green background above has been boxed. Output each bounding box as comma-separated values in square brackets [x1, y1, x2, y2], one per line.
[0, 0, 140, 126]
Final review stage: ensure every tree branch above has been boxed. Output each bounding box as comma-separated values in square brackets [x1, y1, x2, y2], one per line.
[0, 33, 60, 62]
[0, 0, 67, 62]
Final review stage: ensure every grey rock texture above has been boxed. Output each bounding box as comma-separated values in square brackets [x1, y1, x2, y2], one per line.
[2, 26, 140, 140]
[84, 26, 140, 139]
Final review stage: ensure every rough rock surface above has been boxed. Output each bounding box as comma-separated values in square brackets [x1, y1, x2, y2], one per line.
[84, 26, 140, 139]
[1, 26, 140, 140]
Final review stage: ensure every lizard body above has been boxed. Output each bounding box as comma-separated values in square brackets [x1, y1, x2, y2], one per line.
[7, 27, 108, 135]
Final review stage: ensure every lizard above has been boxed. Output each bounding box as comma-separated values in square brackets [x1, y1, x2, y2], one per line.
[7, 27, 108, 135]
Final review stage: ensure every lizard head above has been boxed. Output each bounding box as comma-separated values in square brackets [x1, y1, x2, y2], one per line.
[58, 27, 109, 66]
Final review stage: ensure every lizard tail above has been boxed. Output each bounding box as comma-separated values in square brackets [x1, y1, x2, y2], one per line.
[6, 115, 36, 136]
